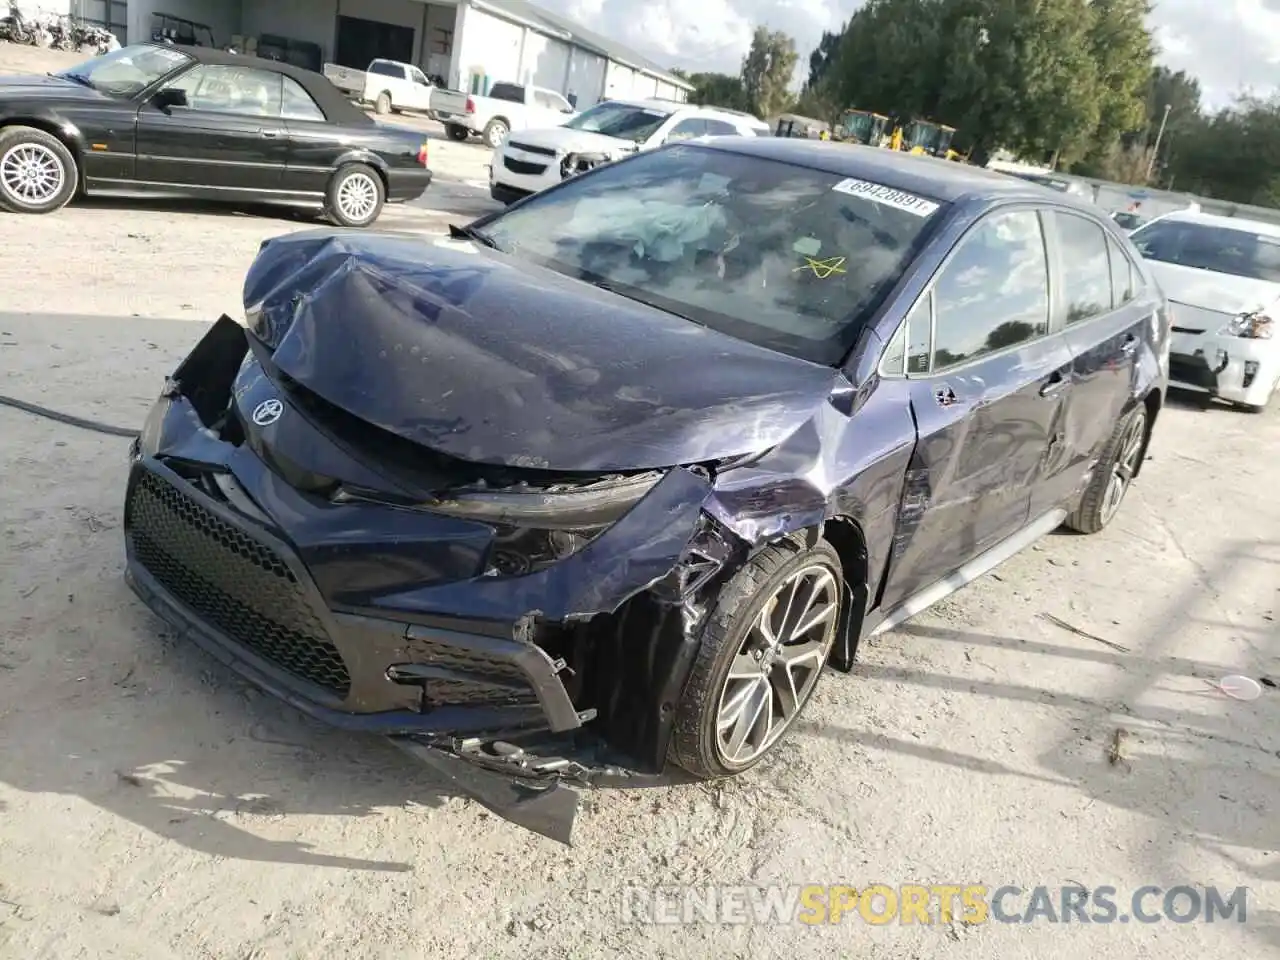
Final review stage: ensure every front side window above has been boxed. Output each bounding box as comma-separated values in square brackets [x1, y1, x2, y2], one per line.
[1107, 236, 1136, 306]
[1130, 219, 1280, 283]
[562, 102, 673, 143]
[164, 65, 283, 118]
[55, 43, 191, 97]
[666, 118, 707, 141]
[704, 118, 740, 136]
[931, 209, 1050, 370]
[479, 145, 946, 364]
[1054, 211, 1113, 324]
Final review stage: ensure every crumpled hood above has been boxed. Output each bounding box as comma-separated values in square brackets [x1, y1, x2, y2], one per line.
[506, 125, 639, 156]
[241, 230, 841, 472]
[1148, 260, 1280, 316]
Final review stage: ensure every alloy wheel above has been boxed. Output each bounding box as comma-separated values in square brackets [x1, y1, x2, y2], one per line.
[0, 142, 65, 207]
[337, 172, 378, 223]
[714, 563, 840, 766]
[1101, 409, 1147, 524]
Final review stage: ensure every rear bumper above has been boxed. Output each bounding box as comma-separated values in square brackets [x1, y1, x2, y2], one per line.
[385, 167, 432, 203]
[1168, 330, 1278, 406]
[435, 113, 479, 133]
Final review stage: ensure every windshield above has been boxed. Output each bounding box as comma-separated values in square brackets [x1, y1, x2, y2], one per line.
[55, 43, 191, 97]
[478, 144, 946, 364]
[844, 112, 874, 142]
[562, 102, 673, 144]
[1130, 219, 1280, 283]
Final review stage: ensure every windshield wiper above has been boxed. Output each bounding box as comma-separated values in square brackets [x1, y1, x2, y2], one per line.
[449, 223, 499, 249]
[52, 72, 94, 89]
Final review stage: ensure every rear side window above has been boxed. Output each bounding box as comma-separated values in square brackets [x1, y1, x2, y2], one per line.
[369, 61, 404, 79]
[489, 82, 525, 103]
[1054, 211, 1113, 324]
[281, 75, 325, 122]
[1107, 236, 1136, 306]
[931, 209, 1050, 370]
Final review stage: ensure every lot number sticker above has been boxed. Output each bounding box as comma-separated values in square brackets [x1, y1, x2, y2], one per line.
[832, 178, 940, 217]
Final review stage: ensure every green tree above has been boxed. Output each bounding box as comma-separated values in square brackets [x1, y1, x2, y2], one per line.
[806, 26, 845, 90]
[740, 26, 799, 119]
[1167, 96, 1280, 205]
[676, 70, 749, 110]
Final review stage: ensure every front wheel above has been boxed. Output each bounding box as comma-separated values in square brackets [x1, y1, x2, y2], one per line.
[1065, 403, 1148, 534]
[0, 126, 78, 214]
[482, 118, 509, 149]
[669, 536, 843, 780]
[325, 163, 384, 227]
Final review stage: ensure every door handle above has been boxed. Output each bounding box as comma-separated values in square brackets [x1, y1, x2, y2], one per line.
[1120, 334, 1138, 355]
[260, 128, 280, 138]
[1039, 369, 1070, 398]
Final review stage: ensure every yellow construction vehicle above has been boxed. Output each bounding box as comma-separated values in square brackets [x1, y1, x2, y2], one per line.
[889, 118, 966, 161]
[838, 108, 891, 146]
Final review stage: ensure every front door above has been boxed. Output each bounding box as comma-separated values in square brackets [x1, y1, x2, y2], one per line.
[136, 64, 288, 191]
[880, 207, 1073, 610]
[1047, 211, 1156, 513]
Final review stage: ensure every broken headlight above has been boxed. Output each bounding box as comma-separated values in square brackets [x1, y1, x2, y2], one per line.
[335, 471, 664, 577]
[560, 151, 613, 179]
[1219, 311, 1274, 339]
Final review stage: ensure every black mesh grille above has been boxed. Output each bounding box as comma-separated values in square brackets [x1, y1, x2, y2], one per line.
[128, 470, 351, 697]
[503, 156, 548, 176]
[409, 637, 538, 707]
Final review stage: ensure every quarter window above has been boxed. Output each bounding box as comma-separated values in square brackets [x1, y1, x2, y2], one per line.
[1107, 236, 1136, 306]
[164, 65, 282, 118]
[1054, 211, 1113, 323]
[931, 209, 1050, 370]
[282, 76, 325, 121]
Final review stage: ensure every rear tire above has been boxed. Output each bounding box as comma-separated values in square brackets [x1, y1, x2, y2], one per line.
[1065, 403, 1148, 534]
[374, 91, 392, 115]
[482, 118, 509, 149]
[669, 536, 842, 780]
[445, 123, 470, 142]
[0, 125, 77, 214]
[325, 163, 384, 228]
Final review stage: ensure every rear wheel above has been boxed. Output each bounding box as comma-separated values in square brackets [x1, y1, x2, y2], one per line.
[482, 118, 509, 149]
[374, 91, 392, 115]
[445, 124, 470, 142]
[0, 126, 77, 214]
[325, 163, 384, 227]
[669, 536, 842, 779]
[1065, 404, 1148, 534]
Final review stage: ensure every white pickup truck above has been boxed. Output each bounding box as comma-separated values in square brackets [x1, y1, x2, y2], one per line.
[432, 81, 577, 148]
[323, 59, 437, 115]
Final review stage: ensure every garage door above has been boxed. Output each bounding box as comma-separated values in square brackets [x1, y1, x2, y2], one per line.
[334, 14, 414, 69]
[76, 0, 128, 43]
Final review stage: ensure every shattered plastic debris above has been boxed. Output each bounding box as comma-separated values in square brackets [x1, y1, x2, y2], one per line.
[1213, 675, 1263, 701]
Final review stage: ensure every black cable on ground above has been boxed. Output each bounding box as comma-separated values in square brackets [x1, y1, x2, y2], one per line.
[0, 394, 138, 438]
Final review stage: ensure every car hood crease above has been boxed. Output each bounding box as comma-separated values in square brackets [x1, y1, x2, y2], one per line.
[242, 230, 841, 473]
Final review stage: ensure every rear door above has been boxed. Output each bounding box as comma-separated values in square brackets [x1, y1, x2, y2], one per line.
[136, 64, 287, 190]
[1044, 210, 1154, 513]
[878, 207, 1076, 610]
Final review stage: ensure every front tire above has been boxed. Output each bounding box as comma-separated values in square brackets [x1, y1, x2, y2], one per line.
[1065, 403, 1148, 534]
[482, 118, 509, 148]
[0, 126, 77, 214]
[325, 163, 384, 227]
[669, 536, 842, 780]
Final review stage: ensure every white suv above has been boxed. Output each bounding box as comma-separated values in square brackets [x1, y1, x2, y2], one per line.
[489, 99, 769, 205]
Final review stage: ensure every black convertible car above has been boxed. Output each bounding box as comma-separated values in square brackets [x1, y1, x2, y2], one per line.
[123, 140, 1168, 842]
[0, 43, 432, 225]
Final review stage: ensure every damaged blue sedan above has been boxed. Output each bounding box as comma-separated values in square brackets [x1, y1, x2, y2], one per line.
[123, 138, 1169, 842]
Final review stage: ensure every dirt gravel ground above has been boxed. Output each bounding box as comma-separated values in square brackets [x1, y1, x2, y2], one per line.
[1, 39, 1279, 960]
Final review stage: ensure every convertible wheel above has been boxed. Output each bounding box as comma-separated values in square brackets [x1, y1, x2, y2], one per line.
[0, 126, 77, 214]
[1065, 403, 1148, 534]
[670, 536, 842, 779]
[326, 163, 384, 228]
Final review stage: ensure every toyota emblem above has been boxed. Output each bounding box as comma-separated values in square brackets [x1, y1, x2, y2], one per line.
[251, 398, 283, 426]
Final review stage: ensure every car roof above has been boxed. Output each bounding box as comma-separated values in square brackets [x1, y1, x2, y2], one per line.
[1149, 208, 1280, 238]
[698, 137, 1090, 207]
[142, 42, 373, 126]
[606, 97, 763, 123]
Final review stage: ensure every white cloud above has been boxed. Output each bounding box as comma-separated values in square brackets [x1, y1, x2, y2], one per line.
[535, 0, 1279, 108]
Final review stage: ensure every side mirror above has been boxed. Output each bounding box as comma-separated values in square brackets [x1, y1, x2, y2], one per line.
[152, 87, 188, 110]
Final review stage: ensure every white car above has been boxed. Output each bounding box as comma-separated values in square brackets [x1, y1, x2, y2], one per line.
[1130, 210, 1280, 412]
[488, 99, 769, 205]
